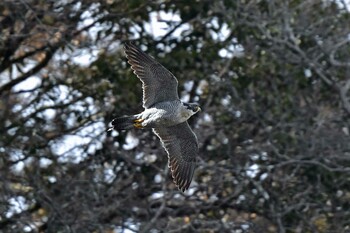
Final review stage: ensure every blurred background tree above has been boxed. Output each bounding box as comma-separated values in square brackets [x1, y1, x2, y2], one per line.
[1, 0, 350, 232]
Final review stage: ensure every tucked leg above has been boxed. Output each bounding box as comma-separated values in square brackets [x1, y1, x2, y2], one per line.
[133, 118, 144, 128]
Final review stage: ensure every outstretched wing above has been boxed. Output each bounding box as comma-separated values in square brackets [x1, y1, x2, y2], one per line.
[124, 42, 179, 108]
[153, 121, 198, 192]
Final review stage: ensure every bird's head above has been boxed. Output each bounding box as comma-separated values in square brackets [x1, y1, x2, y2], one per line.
[183, 102, 201, 114]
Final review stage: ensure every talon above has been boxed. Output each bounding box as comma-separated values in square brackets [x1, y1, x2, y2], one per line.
[133, 119, 144, 128]
[134, 118, 144, 123]
[133, 122, 143, 129]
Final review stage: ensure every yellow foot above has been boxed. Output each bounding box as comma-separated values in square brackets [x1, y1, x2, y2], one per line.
[133, 118, 144, 129]
[134, 118, 144, 123]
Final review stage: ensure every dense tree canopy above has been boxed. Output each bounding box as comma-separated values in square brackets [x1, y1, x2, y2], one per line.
[1, 0, 350, 232]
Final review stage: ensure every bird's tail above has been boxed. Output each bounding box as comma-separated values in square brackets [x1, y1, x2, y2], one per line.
[109, 115, 138, 130]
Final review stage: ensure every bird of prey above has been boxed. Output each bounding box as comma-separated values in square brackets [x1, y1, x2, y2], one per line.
[109, 42, 201, 191]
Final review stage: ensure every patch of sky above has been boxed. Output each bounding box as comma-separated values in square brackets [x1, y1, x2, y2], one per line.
[241, 223, 251, 231]
[304, 68, 312, 78]
[48, 176, 57, 183]
[68, 3, 111, 66]
[203, 113, 213, 122]
[184, 80, 194, 92]
[115, 219, 140, 233]
[123, 131, 140, 150]
[180, 93, 190, 103]
[144, 11, 189, 39]
[246, 164, 259, 178]
[218, 40, 245, 58]
[9, 149, 34, 174]
[150, 191, 164, 200]
[234, 110, 241, 118]
[52, 135, 91, 163]
[51, 119, 106, 163]
[132, 182, 139, 190]
[180, 81, 195, 102]
[39, 157, 53, 168]
[13, 76, 41, 93]
[236, 194, 246, 204]
[335, 0, 350, 11]
[154, 173, 162, 183]
[5, 196, 29, 218]
[24, 223, 41, 233]
[221, 95, 232, 106]
[103, 168, 116, 184]
[135, 152, 144, 160]
[260, 173, 268, 181]
[208, 17, 231, 42]
[145, 154, 157, 163]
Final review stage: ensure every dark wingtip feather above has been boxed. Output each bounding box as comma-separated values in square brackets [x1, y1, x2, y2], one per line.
[124, 41, 134, 51]
[124, 41, 142, 56]
[169, 159, 195, 192]
[123, 42, 154, 74]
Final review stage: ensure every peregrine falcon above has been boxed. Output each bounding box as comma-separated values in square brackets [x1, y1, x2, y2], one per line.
[109, 42, 201, 192]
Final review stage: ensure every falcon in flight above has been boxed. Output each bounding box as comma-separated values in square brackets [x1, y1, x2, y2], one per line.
[109, 42, 201, 192]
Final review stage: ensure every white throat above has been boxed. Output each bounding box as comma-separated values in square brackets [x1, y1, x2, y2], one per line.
[179, 106, 194, 121]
